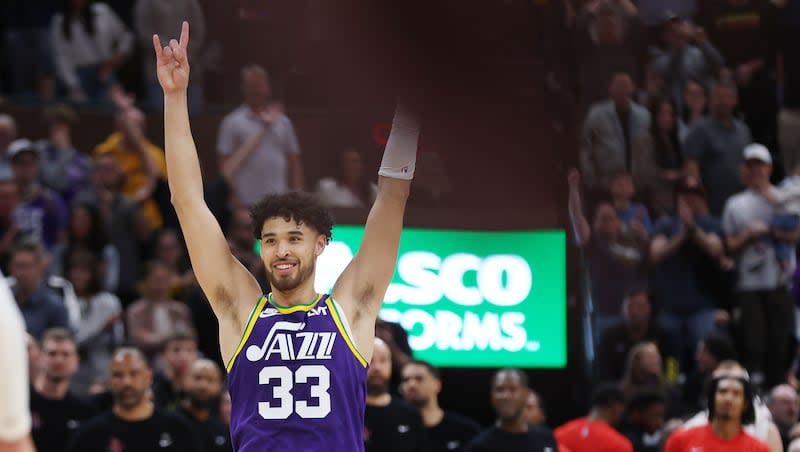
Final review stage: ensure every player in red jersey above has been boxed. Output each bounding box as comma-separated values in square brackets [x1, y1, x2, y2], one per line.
[665, 375, 769, 452]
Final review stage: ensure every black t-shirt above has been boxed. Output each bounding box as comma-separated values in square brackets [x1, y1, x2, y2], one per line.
[464, 425, 558, 452]
[151, 371, 184, 410]
[597, 322, 675, 380]
[176, 406, 232, 452]
[365, 398, 429, 452]
[66, 408, 202, 452]
[30, 388, 97, 452]
[427, 412, 482, 452]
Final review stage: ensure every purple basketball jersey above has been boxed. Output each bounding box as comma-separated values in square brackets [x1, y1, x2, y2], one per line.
[227, 294, 368, 451]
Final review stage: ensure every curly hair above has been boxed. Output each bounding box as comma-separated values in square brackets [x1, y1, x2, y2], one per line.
[249, 192, 334, 243]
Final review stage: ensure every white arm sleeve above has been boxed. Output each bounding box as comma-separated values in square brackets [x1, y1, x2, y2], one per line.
[378, 104, 420, 180]
[0, 274, 30, 442]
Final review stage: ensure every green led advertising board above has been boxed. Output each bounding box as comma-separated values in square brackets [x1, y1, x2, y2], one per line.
[307, 226, 567, 368]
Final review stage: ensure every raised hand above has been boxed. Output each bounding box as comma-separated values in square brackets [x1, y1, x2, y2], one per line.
[153, 21, 190, 95]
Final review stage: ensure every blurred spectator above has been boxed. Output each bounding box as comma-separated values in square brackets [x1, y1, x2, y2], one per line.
[0, 175, 23, 274]
[681, 334, 738, 414]
[400, 360, 481, 452]
[8, 139, 68, 250]
[767, 384, 799, 450]
[226, 207, 263, 280]
[28, 334, 43, 383]
[683, 360, 781, 449]
[684, 80, 753, 215]
[134, 0, 206, 113]
[759, 168, 800, 273]
[8, 241, 69, 340]
[664, 373, 768, 452]
[176, 359, 231, 452]
[2, 0, 57, 102]
[649, 176, 727, 369]
[0, 113, 17, 171]
[567, 169, 648, 340]
[554, 383, 633, 452]
[572, 3, 644, 109]
[778, 0, 800, 176]
[681, 80, 709, 138]
[650, 15, 723, 117]
[315, 146, 377, 208]
[219, 389, 231, 429]
[580, 72, 651, 192]
[636, 1, 696, 29]
[94, 98, 167, 230]
[365, 338, 428, 452]
[723, 144, 797, 389]
[49, 202, 120, 293]
[631, 97, 683, 216]
[29, 328, 95, 452]
[67, 250, 124, 396]
[65, 347, 200, 451]
[125, 261, 194, 359]
[610, 171, 654, 235]
[184, 284, 224, 370]
[150, 332, 198, 411]
[35, 104, 91, 205]
[74, 153, 148, 304]
[217, 65, 303, 206]
[523, 389, 546, 427]
[465, 368, 558, 452]
[376, 318, 413, 395]
[151, 228, 194, 301]
[619, 389, 666, 452]
[620, 342, 682, 417]
[699, 0, 781, 175]
[597, 286, 675, 380]
[50, 0, 134, 104]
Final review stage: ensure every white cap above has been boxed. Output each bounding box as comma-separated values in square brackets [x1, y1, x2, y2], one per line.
[743, 143, 772, 165]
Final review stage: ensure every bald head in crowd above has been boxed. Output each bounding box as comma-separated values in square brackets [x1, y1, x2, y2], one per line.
[768, 384, 799, 433]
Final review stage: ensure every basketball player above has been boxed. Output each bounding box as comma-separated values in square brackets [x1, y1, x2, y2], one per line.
[664, 374, 769, 452]
[0, 271, 35, 452]
[154, 22, 420, 451]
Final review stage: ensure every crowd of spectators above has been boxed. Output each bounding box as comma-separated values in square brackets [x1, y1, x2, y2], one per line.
[5, 0, 800, 451]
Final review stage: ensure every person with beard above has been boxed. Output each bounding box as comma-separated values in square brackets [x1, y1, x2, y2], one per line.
[465, 369, 558, 452]
[555, 383, 633, 452]
[177, 359, 231, 452]
[66, 347, 200, 452]
[682, 361, 784, 452]
[29, 328, 96, 452]
[400, 359, 480, 452]
[156, 21, 421, 452]
[365, 338, 429, 452]
[664, 374, 769, 451]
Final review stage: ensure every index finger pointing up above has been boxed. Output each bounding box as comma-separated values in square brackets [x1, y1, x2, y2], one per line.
[179, 21, 189, 50]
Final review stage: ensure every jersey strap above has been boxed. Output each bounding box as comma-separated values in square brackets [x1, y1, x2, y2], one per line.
[327, 297, 368, 368]
[226, 296, 269, 373]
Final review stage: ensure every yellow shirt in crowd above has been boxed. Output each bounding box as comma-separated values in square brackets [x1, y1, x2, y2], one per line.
[94, 132, 168, 229]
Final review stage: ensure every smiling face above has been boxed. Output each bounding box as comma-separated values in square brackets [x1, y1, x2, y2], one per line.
[259, 217, 326, 292]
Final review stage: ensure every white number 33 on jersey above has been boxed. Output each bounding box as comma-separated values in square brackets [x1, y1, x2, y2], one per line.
[259, 365, 332, 419]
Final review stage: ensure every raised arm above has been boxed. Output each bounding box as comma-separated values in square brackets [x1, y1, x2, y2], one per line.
[567, 168, 591, 245]
[154, 23, 261, 358]
[332, 104, 418, 361]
